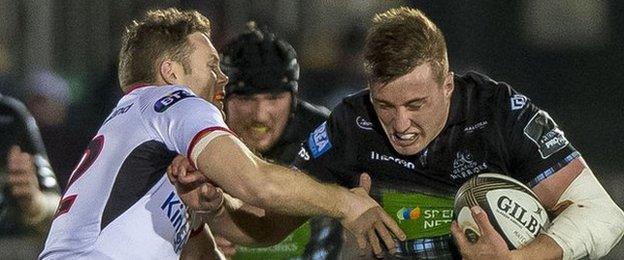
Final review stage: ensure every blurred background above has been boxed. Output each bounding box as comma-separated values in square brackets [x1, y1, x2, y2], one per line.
[0, 0, 622, 258]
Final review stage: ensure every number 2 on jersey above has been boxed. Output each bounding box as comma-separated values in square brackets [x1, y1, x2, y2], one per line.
[54, 135, 105, 219]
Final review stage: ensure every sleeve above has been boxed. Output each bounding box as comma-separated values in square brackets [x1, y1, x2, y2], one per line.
[141, 88, 233, 164]
[292, 104, 359, 187]
[498, 85, 579, 188]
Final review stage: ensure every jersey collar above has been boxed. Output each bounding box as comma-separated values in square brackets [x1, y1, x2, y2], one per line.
[124, 83, 152, 95]
[445, 78, 465, 127]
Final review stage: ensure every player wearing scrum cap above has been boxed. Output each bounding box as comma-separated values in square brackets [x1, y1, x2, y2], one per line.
[291, 6, 624, 259]
[221, 23, 343, 259]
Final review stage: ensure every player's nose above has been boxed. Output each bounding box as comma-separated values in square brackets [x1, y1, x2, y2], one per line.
[393, 107, 411, 133]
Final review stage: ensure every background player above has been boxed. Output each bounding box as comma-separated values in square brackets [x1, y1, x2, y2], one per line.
[0, 93, 59, 259]
[218, 22, 341, 259]
[293, 7, 624, 259]
[41, 8, 403, 259]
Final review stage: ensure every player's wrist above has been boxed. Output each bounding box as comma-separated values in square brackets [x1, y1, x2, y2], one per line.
[337, 189, 367, 223]
[22, 191, 47, 226]
[509, 249, 526, 260]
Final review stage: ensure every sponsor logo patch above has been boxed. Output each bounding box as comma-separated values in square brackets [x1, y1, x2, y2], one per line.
[356, 116, 374, 130]
[463, 121, 488, 133]
[104, 103, 133, 124]
[523, 111, 569, 159]
[370, 151, 415, 170]
[154, 90, 195, 113]
[297, 146, 310, 161]
[511, 94, 527, 110]
[307, 121, 332, 158]
[451, 151, 487, 179]
[160, 191, 190, 253]
[382, 190, 455, 239]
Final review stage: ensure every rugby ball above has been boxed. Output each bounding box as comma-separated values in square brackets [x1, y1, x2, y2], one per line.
[453, 173, 550, 249]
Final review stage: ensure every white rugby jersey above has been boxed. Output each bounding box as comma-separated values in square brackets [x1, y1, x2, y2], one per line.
[40, 84, 230, 259]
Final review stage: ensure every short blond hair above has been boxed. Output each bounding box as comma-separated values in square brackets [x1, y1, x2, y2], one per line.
[118, 8, 211, 91]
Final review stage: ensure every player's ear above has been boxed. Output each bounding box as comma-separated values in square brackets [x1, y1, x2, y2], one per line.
[159, 59, 179, 85]
[443, 71, 454, 98]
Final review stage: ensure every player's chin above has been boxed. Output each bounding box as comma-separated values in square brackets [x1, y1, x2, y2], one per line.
[250, 138, 274, 153]
[392, 141, 425, 156]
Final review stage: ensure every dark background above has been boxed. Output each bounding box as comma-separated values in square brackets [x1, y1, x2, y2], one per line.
[0, 0, 622, 258]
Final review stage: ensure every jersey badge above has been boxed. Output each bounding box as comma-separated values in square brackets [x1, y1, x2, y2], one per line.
[308, 121, 332, 158]
[511, 94, 527, 110]
[523, 110, 569, 159]
[154, 90, 195, 113]
[451, 151, 487, 179]
[463, 121, 488, 133]
[298, 146, 310, 161]
[356, 116, 374, 130]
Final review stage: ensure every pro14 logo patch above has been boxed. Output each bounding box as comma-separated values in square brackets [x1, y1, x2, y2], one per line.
[154, 90, 195, 113]
[523, 110, 569, 159]
[308, 121, 332, 159]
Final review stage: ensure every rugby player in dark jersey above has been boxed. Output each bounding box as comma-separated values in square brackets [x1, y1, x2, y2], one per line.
[292, 7, 624, 259]
[213, 23, 342, 259]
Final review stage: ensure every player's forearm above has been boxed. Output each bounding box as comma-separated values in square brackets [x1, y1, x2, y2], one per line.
[511, 234, 563, 260]
[196, 135, 351, 220]
[181, 225, 225, 260]
[208, 201, 307, 247]
[248, 161, 350, 219]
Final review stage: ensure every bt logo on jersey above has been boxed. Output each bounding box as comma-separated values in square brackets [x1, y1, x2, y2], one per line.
[161, 191, 190, 253]
[154, 90, 195, 113]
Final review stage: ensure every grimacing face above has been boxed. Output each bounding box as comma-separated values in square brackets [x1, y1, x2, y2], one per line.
[370, 63, 454, 156]
[178, 32, 228, 109]
[225, 91, 292, 153]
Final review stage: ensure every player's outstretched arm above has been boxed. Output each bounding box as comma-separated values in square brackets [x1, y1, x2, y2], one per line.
[187, 134, 406, 256]
[208, 196, 308, 247]
[168, 158, 302, 247]
[180, 225, 226, 260]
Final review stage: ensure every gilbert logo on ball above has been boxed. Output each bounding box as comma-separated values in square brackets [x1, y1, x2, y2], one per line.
[453, 173, 550, 249]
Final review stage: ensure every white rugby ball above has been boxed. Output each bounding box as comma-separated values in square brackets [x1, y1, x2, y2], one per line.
[454, 173, 550, 249]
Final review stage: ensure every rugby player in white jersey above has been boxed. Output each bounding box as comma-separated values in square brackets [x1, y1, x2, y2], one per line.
[40, 8, 404, 260]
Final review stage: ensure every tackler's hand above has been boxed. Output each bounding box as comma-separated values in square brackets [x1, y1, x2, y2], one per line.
[342, 174, 406, 258]
[167, 155, 224, 214]
[451, 206, 513, 260]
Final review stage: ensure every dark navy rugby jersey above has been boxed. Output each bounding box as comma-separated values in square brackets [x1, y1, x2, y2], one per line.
[296, 71, 578, 193]
[294, 71, 578, 245]
[262, 99, 329, 165]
